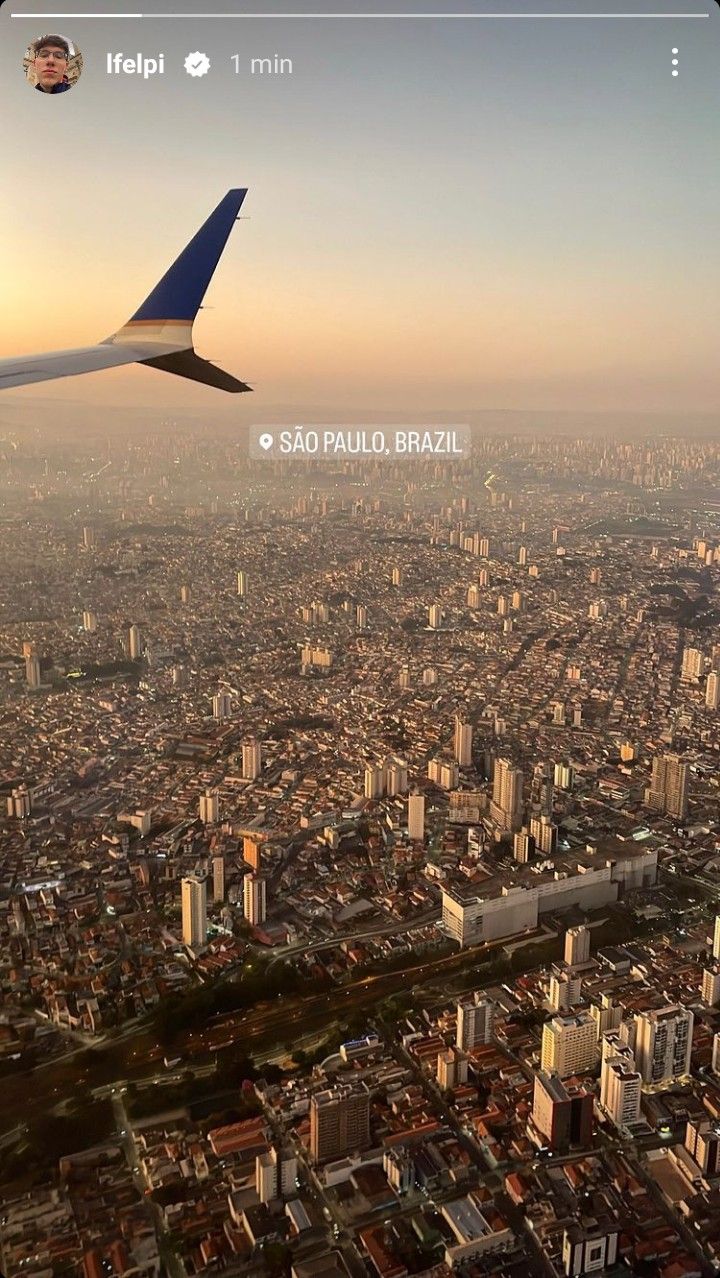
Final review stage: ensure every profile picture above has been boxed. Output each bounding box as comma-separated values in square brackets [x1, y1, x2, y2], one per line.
[24, 34, 83, 94]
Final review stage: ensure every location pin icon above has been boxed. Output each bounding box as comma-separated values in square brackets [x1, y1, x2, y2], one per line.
[259, 433, 274, 451]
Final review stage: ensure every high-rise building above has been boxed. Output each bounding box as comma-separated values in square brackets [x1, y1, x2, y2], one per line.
[554, 762, 574, 791]
[242, 739, 262, 780]
[562, 1224, 619, 1277]
[82, 525, 95, 549]
[128, 624, 142, 659]
[180, 584, 191, 604]
[600, 1045, 641, 1128]
[237, 571, 248, 597]
[467, 584, 481, 608]
[681, 646, 704, 682]
[541, 1013, 597, 1079]
[181, 876, 207, 948]
[427, 758, 459, 790]
[454, 716, 473, 767]
[685, 1119, 720, 1176]
[531, 1073, 593, 1152]
[436, 1047, 469, 1090]
[565, 926, 591, 967]
[407, 793, 425, 841]
[634, 1006, 693, 1085]
[255, 1147, 298, 1203]
[243, 836, 262, 872]
[391, 566, 403, 587]
[456, 995, 494, 1050]
[422, 667, 437, 686]
[530, 814, 558, 855]
[25, 655, 41, 689]
[644, 754, 688, 821]
[513, 828, 535, 863]
[549, 968, 583, 1013]
[713, 1033, 720, 1075]
[212, 691, 232, 720]
[212, 855, 225, 903]
[702, 967, 720, 1007]
[364, 764, 384, 799]
[591, 994, 622, 1039]
[713, 915, 720, 961]
[199, 791, 219, 824]
[82, 610, 97, 632]
[384, 757, 408, 796]
[490, 758, 523, 832]
[707, 672, 720, 711]
[356, 604, 368, 630]
[243, 874, 267, 926]
[309, 1086, 371, 1164]
[428, 604, 443, 629]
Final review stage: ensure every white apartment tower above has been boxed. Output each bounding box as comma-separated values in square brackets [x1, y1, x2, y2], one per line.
[634, 1006, 693, 1085]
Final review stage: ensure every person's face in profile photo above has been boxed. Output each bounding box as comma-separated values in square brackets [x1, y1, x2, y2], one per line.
[33, 37, 71, 92]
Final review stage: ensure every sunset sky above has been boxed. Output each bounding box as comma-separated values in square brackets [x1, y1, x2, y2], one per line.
[1, 0, 719, 413]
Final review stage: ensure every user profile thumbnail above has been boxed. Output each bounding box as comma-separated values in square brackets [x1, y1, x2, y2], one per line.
[24, 34, 83, 94]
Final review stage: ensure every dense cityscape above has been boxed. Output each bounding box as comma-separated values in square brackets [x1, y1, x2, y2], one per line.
[0, 413, 719, 1278]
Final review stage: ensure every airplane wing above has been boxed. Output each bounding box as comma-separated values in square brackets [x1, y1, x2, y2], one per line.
[0, 189, 251, 394]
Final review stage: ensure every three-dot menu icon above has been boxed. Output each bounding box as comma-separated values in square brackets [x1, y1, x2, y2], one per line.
[672, 47, 679, 77]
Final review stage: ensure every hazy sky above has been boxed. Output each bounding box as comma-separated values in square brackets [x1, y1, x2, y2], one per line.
[1, 0, 719, 414]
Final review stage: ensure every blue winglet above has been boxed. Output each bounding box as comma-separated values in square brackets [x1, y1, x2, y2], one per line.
[129, 189, 247, 323]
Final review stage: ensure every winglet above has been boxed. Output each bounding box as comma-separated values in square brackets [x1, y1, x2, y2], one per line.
[129, 188, 247, 323]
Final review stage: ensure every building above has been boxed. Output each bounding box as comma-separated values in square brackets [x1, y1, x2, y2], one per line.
[82, 610, 97, 632]
[385, 757, 408, 796]
[243, 836, 262, 872]
[713, 1032, 720, 1075]
[407, 793, 425, 842]
[591, 994, 622, 1038]
[181, 876, 207, 948]
[243, 874, 267, 926]
[255, 1147, 297, 1203]
[702, 966, 720, 1007]
[213, 691, 232, 720]
[428, 605, 443, 629]
[489, 758, 523, 832]
[549, 967, 583, 1013]
[513, 829, 535, 863]
[634, 1005, 693, 1085]
[530, 814, 558, 855]
[440, 1195, 513, 1268]
[541, 1013, 597, 1079]
[242, 739, 262, 780]
[562, 1223, 619, 1277]
[428, 758, 459, 790]
[685, 1119, 720, 1176]
[713, 915, 720, 961]
[437, 1047, 468, 1090]
[707, 671, 720, 710]
[128, 624, 142, 659]
[564, 926, 591, 966]
[440, 842, 656, 947]
[681, 646, 704, 682]
[309, 1086, 371, 1164]
[212, 855, 225, 903]
[237, 570, 248, 597]
[644, 753, 688, 821]
[25, 655, 41, 689]
[454, 717, 473, 767]
[600, 1041, 641, 1127]
[456, 995, 494, 1050]
[199, 791, 219, 824]
[531, 1072, 593, 1151]
[364, 764, 384, 799]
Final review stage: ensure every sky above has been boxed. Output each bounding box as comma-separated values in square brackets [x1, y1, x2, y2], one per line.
[1, 0, 719, 416]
